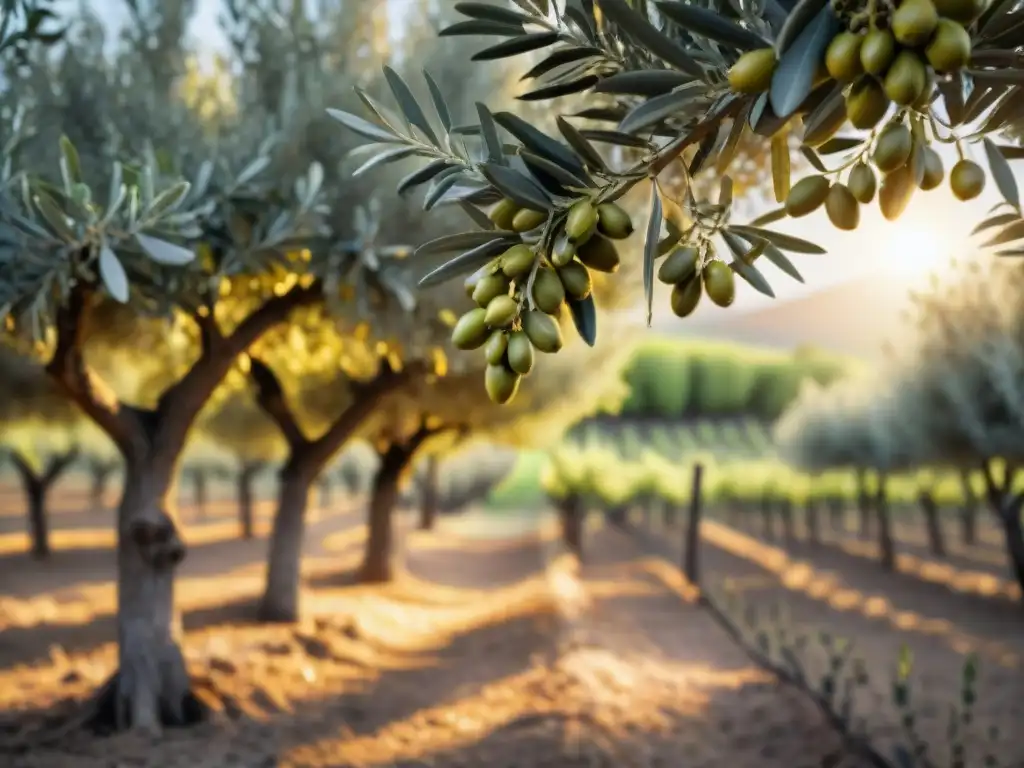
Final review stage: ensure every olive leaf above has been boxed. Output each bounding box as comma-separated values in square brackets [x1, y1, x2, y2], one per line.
[983, 137, 1020, 209]
[418, 239, 512, 288]
[568, 294, 598, 347]
[801, 86, 846, 147]
[644, 182, 664, 328]
[397, 159, 458, 195]
[983, 218, 1024, 247]
[454, 1, 535, 24]
[556, 117, 609, 172]
[476, 103, 506, 166]
[479, 163, 551, 210]
[815, 136, 862, 154]
[580, 129, 653, 148]
[729, 242, 776, 298]
[521, 47, 604, 80]
[383, 66, 439, 147]
[799, 145, 826, 173]
[472, 31, 561, 61]
[971, 211, 1020, 235]
[32, 191, 76, 242]
[774, 0, 828, 55]
[417, 231, 518, 257]
[136, 233, 195, 266]
[59, 135, 81, 185]
[655, 1, 769, 50]
[519, 74, 600, 101]
[593, 69, 695, 97]
[351, 146, 419, 177]
[771, 129, 791, 203]
[937, 75, 967, 126]
[327, 108, 399, 143]
[769, 5, 840, 118]
[424, 173, 464, 211]
[750, 206, 788, 226]
[749, 92, 788, 137]
[439, 20, 526, 36]
[619, 83, 707, 134]
[597, 0, 704, 78]
[727, 224, 826, 254]
[423, 71, 453, 133]
[493, 111, 586, 174]
[521, 151, 592, 189]
[99, 244, 130, 303]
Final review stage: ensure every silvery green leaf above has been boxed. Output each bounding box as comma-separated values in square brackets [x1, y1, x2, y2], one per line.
[32, 191, 75, 242]
[598, 0, 703, 78]
[236, 156, 271, 187]
[136, 233, 195, 266]
[476, 102, 505, 165]
[453, 2, 534, 24]
[479, 163, 550, 210]
[471, 31, 560, 61]
[728, 224, 826, 254]
[423, 70, 453, 133]
[146, 181, 190, 218]
[306, 162, 324, 204]
[493, 111, 586, 174]
[327, 108, 401, 143]
[417, 230, 517, 257]
[98, 244, 129, 303]
[107, 161, 123, 213]
[383, 65, 440, 147]
[351, 146, 419, 177]
[593, 69, 694, 97]
[59, 135, 81, 184]
[192, 160, 214, 199]
[655, 1, 769, 50]
[418, 238, 512, 287]
[644, 182, 663, 327]
[424, 173, 464, 211]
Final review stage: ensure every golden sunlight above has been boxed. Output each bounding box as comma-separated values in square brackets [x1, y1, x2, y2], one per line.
[874, 217, 956, 285]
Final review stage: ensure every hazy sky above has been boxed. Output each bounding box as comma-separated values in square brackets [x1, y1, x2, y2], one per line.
[76, 1, 1024, 316]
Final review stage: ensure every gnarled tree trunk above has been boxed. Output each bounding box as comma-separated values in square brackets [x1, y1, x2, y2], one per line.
[359, 449, 405, 584]
[92, 454, 202, 733]
[999, 500, 1024, 599]
[258, 463, 311, 622]
[418, 455, 439, 531]
[683, 463, 703, 587]
[10, 449, 78, 559]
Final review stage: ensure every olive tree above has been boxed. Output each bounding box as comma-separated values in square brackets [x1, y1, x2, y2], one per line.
[0, 0, 431, 731]
[887, 256, 1024, 594]
[0, 346, 81, 557]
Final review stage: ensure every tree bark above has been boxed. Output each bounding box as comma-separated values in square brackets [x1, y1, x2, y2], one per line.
[683, 463, 704, 587]
[856, 470, 873, 538]
[918, 490, 946, 557]
[358, 449, 405, 584]
[998, 499, 1024, 599]
[958, 470, 978, 546]
[418, 455, 440, 531]
[10, 449, 78, 559]
[92, 456, 202, 733]
[559, 494, 584, 557]
[191, 469, 208, 520]
[89, 461, 117, 510]
[804, 499, 819, 544]
[237, 462, 261, 540]
[876, 478, 896, 571]
[258, 465, 311, 622]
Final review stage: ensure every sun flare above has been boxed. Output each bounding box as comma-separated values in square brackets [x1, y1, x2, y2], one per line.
[874, 219, 957, 285]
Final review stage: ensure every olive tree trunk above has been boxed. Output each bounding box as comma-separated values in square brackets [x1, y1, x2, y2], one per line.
[359, 448, 406, 584]
[88, 460, 118, 510]
[804, 499, 819, 544]
[999, 500, 1024, 600]
[10, 449, 78, 559]
[683, 463, 704, 587]
[856, 469, 873, 539]
[918, 489, 946, 557]
[258, 463, 312, 622]
[236, 461, 262, 540]
[958, 469, 978, 546]
[559, 493, 584, 557]
[876, 476, 896, 571]
[418, 455, 440, 531]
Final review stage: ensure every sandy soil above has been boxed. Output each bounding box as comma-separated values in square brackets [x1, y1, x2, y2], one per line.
[0, 476, 873, 768]
[630, 508, 1024, 768]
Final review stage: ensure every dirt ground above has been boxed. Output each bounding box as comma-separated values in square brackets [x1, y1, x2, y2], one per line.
[631, 505, 1024, 768]
[1, 477, 874, 768]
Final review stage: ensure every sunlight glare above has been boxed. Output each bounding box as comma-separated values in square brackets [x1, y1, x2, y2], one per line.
[875, 220, 954, 284]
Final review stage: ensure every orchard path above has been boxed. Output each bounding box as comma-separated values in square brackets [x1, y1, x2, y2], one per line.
[3, 499, 862, 768]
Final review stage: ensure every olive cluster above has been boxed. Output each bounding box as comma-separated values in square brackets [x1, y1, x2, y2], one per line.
[829, 0, 976, 130]
[450, 198, 633, 405]
[784, 116, 984, 226]
[729, 0, 979, 129]
[656, 244, 736, 318]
